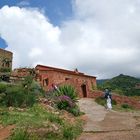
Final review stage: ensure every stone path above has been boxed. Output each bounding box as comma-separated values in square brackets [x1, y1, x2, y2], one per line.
[77, 98, 140, 140]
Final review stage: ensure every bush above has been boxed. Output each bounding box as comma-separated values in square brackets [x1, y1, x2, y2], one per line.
[56, 95, 75, 110]
[121, 104, 133, 109]
[0, 82, 7, 93]
[3, 85, 25, 107]
[55, 85, 78, 102]
[112, 99, 117, 105]
[63, 121, 83, 140]
[10, 128, 39, 140]
[0, 84, 37, 107]
[0, 67, 11, 73]
[68, 105, 81, 116]
[0, 76, 44, 107]
[10, 128, 30, 140]
[125, 88, 140, 96]
[95, 96, 117, 106]
[113, 89, 124, 95]
[52, 85, 82, 116]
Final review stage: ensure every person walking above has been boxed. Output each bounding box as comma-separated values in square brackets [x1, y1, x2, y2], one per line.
[106, 95, 112, 110]
[104, 88, 112, 110]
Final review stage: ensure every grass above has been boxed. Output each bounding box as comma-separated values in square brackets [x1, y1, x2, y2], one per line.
[95, 96, 136, 112]
[114, 103, 135, 112]
[0, 104, 63, 127]
[0, 104, 83, 140]
[95, 97, 117, 106]
[63, 120, 83, 140]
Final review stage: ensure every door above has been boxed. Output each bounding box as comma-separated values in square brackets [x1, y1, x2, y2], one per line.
[81, 84, 87, 97]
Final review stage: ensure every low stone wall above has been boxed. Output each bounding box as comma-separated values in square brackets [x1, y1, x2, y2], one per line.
[89, 90, 140, 109]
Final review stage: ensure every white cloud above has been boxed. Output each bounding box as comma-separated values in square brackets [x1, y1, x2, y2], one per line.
[0, 6, 65, 68]
[0, 0, 140, 79]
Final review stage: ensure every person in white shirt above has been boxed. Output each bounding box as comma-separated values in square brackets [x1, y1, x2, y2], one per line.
[106, 95, 112, 110]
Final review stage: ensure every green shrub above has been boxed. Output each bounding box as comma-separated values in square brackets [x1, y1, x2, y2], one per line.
[4, 85, 25, 107]
[125, 88, 140, 96]
[0, 84, 37, 107]
[112, 99, 117, 105]
[0, 67, 11, 72]
[55, 85, 78, 102]
[0, 76, 44, 107]
[63, 125, 74, 140]
[63, 121, 83, 140]
[10, 128, 39, 140]
[121, 104, 133, 109]
[52, 85, 81, 116]
[56, 95, 75, 110]
[95, 97, 117, 106]
[113, 89, 124, 95]
[10, 128, 30, 140]
[68, 105, 81, 116]
[0, 82, 7, 93]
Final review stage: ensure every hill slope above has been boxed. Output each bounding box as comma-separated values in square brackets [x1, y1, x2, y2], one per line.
[98, 74, 140, 96]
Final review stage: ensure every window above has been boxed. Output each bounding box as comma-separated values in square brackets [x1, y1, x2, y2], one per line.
[44, 78, 49, 86]
[5, 61, 10, 67]
[65, 77, 70, 81]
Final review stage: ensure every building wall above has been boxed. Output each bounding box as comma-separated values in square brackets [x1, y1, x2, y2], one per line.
[10, 68, 35, 83]
[0, 48, 13, 72]
[35, 65, 96, 98]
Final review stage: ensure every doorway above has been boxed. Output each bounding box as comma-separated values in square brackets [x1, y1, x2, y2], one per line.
[81, 84, 87, 97]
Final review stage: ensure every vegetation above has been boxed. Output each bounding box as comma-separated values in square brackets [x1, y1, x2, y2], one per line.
[0, 79, 83, 139]
[95, 96, 117, 106]
[0, 76, 44, 107]
[97, 74, 140, 96]
[51, 85, 82, 116]
[10, 128, 33, 140]
[121, 103, 133, 109]
[0, 104, 83, 140]
[0, 67, 11, 73]
[55, 85, 78, 102]
[94, 97, 136, 111]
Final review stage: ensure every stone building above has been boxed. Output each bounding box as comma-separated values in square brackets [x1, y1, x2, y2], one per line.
[35, 65, 96, 98]
[10, 68, 35, 83]
[0, 48, 13, 80]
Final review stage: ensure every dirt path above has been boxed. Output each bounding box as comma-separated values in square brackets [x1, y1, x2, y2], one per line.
[77, 98, 140, 140]
[0, 125, 15, 140]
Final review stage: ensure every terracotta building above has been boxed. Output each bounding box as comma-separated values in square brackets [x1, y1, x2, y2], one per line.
[35, 65, 96, 98]
[0, 48, 13, 79]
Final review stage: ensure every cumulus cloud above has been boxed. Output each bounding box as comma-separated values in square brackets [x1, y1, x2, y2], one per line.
[0, 0, 140, 79]
[61, 0, 140, 78]
[0, 6, 65, 68]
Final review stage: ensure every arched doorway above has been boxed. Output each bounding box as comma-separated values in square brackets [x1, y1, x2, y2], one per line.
[81, 84, 87, 97]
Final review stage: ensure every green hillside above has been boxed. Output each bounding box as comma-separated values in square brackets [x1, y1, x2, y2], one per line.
[98, 74, 140, 96]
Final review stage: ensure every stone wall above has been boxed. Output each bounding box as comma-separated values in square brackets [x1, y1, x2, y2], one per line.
[0, 48, 13, 73]
[10, 68, 35, 83]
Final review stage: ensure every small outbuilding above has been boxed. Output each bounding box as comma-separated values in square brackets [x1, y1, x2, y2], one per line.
[35, 65, 96, 98]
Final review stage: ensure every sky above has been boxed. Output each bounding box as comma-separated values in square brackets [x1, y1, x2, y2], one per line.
[0, 0, 140, 79]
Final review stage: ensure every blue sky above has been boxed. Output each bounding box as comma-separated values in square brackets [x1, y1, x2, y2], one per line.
[0, 0, 73, 25]
[0, 0, 73, 49]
